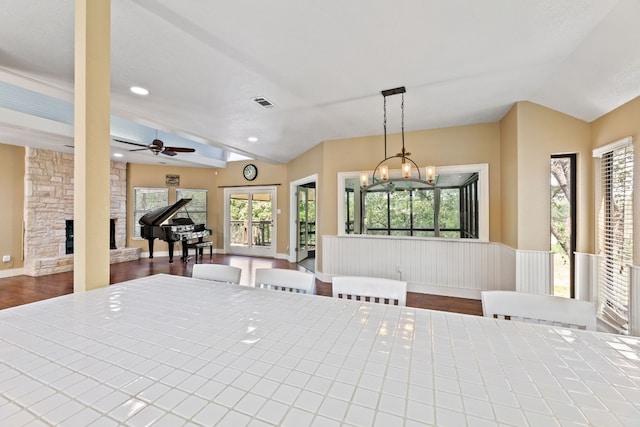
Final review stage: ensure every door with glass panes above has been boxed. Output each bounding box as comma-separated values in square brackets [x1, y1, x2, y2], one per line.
[224, 187, 276, 257]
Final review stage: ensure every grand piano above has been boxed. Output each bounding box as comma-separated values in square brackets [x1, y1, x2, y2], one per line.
[139, 198, 212, 263]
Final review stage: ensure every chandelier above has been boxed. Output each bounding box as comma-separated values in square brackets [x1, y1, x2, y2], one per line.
[360, 86, 435, 191]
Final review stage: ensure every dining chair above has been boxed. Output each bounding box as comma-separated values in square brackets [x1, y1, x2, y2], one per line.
[332, 276, 407, 306]
[192, 264, 242, 284]
[254, 268, 316, 294]
[481, 290, 597, 331]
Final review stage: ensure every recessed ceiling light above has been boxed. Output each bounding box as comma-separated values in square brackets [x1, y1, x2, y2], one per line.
[130, 86, 149, 96]
[247, 136, 258, 142]
[113, 153, 123, 158]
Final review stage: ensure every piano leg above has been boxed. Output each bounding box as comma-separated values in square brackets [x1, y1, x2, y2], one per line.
[147, 238, 155, 259]
[167, 241, 175, 263]
[181, 239, 189, 263]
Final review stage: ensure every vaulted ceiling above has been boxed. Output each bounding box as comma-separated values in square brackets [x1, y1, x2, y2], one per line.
[1, 0, 639, 168]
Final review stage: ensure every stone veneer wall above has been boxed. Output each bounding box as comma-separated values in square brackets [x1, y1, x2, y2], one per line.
[24, 148, 139, 276]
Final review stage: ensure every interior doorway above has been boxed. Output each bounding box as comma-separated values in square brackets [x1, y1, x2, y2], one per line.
[289, 175, 318, 272]
[297, 183, 316, 267]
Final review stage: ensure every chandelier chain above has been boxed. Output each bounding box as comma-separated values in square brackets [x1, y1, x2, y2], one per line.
[383, 95, 387, 158]
[401, 93, 405, 152]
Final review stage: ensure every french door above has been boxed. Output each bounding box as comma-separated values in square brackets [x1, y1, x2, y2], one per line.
[224, 187, 276, 257]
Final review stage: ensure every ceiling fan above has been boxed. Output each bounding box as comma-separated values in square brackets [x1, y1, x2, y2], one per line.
[113, 138, 196, 157]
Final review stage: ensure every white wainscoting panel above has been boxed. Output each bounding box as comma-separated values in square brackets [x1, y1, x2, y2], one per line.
[575, 252, 599, 302]
[515, 250, 554, 295]
[323, 235, 516, 299]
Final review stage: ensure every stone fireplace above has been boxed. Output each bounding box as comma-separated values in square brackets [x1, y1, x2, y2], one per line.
[24, 148, 139, 276]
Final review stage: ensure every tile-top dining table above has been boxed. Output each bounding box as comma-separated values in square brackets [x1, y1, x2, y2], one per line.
[1, 274, 639, 426]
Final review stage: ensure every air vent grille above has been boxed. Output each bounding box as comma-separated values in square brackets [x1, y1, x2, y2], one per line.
[253, 96, 277, 109]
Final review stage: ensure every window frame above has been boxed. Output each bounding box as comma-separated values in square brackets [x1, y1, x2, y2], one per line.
[132, 187, 169, 239]
[337, 163, 489, 241]
[175, 188, 208, 226]
[593, 136, 634, 334]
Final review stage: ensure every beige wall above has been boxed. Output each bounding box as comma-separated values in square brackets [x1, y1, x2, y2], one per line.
[321, 122, 502, 238]
[500, 104, 518, 248]
[288, 143, 324, 262]
[214, 161, 289, 254]
[514, 101, 592, 252]
[0, 143, 25, 270]
[126, 163, 218, 254]
[590, 96, 640, 264]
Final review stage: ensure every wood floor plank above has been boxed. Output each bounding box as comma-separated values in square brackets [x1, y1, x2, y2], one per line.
[0, 255, 483, 315]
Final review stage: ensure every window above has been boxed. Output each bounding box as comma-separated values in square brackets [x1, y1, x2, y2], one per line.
[360, 183, 476, 238]
[593, 137, 633, 334]
[337, 164, 489, 241]
[176, 188, 208, 226]
[133, 187, 169, 238]
[550, 154, 576, 298]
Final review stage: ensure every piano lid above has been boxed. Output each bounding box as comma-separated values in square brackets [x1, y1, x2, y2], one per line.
[139, 198, 192, 226]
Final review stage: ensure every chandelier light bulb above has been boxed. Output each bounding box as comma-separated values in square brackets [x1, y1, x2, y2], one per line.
[402, 163, 411, 179]
[381, 165, 389, 181]
[426, 166, 436, 182]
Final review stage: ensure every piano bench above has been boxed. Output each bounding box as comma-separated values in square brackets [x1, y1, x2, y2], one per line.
[187, 241, 213, 263]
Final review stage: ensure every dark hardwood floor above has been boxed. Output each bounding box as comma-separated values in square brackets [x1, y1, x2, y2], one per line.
[0, 255, 483, 315]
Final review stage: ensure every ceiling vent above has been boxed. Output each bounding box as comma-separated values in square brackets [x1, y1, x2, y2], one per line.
[253, 96, 277, 109]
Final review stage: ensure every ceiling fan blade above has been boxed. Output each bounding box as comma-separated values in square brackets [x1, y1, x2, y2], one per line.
[113, 139, 147, 148]
[165, 147, 196, 153]
[129, 148, 148, 152]
[161, 149, 178, 157]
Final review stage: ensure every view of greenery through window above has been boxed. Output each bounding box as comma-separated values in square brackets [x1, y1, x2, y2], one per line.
[176, 189, 208, 225]
[363, 188, 462, 237]
[229, 194, 273, 246]
[551, 157, 572, 298]
[133, 187, 168, 238]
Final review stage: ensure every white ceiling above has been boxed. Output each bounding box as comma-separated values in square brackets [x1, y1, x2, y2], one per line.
[1, 0, 639, 168]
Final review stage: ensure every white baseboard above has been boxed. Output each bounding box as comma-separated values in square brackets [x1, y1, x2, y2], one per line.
[0, 268, 26, 278]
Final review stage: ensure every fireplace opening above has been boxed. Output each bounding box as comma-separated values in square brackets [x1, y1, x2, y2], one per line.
[65, 219, 117, 254]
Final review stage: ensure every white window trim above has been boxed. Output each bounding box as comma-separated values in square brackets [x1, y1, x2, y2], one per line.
[592, 136, 633, 158]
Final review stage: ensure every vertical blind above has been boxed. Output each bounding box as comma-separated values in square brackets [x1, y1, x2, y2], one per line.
[594, 137, 633, 334]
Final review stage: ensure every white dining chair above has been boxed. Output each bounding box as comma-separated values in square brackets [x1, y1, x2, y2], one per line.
[192, 264, 242, 284]
[481, 290, 596, 331]
[254, 268, 316, 294]
[332, 276, 407, 306]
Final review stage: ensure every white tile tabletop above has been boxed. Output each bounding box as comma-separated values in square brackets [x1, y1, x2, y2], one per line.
[1, 273, 639, 426]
